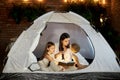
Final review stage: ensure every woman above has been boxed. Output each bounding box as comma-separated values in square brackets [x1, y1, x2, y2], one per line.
[55, 33, 77, 71]
[55, 33, 72, 62]
[59, 33, 70, 52]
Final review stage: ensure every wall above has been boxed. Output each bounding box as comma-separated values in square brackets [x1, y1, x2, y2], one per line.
[111, 0, 120, 35]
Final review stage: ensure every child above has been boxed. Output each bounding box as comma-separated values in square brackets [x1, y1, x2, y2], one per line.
[71, 43, 89, 69]
[38, 42, 62, 71]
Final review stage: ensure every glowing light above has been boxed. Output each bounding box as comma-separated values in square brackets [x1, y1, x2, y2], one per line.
[23, 0, 29, 3]
[102, 0, 106, 4]
[23, 0, 28, 2]
[38, 0, 43, 2]
[80, 0, 84, 2]
[64, 0, 67, 3]
[100, 18, 103, 23]
[94, 0, 99, 3]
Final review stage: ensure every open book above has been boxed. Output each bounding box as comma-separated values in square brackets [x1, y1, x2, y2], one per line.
[58, 61, 75, 66]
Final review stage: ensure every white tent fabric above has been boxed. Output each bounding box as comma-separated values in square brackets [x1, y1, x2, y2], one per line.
[3, 11, 120, 73]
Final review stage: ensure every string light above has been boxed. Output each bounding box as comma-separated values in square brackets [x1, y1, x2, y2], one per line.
[100, 18, 103, 23]
[94, 0, 99, 3]
[80, 0, 84, 2]
[64, 0, 67, 3]
[23, 0, 28, 2]
[38, 0, 43, 2]
[102, 0, 106, 4]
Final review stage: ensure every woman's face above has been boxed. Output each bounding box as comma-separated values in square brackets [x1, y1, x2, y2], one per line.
[47, 45, 55, 54]
[62, 38, 70, 47]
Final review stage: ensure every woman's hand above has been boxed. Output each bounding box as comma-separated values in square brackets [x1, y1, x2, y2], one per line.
[55, 52, 62, 58]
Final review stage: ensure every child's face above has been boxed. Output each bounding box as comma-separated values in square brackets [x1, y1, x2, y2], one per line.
[47, 45, 55, 54]
[71, 47, 77, 53]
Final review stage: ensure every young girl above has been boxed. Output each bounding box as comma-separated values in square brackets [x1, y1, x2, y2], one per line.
[38, 42, 62, 71]
[42, 42, 55, 62]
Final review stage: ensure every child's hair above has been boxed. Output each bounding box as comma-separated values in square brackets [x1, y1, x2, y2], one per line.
[40, 42, 55, 60]
[71, 43, 80, 53]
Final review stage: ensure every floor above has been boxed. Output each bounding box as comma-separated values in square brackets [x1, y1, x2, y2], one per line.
[0, 72, 120, 80]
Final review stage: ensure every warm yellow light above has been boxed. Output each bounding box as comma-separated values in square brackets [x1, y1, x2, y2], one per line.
[102, 0, 106, 4]
[23, 0, 28, 2]
[64, 0, 67, 3]
[38, 0, 43, 2]
[80, 0, 84, 2]
[100, 18, 103, 23]
[23, 0, 29, 3]
[94, 0, 99, 2]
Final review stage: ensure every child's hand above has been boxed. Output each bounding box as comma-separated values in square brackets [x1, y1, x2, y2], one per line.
[55, 52, 62, 58]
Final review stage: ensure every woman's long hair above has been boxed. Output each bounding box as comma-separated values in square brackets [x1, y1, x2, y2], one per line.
[40, 42, 54, 60]
[59, 33, 70, 51]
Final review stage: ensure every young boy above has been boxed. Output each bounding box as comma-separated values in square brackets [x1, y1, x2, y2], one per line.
[71, 43, 89, 69]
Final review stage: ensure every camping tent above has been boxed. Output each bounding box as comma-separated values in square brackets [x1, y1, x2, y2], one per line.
[3, 11, 120, 73]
